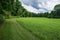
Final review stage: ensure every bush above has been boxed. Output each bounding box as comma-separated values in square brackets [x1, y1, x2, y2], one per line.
[0, 14, 5, 24]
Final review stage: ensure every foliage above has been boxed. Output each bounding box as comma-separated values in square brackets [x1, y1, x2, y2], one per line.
[54, 4, 60, 10]
[0, 0, 14, 24]
[0, 14, 5, 24]
[0, 0, 60, 20]
[49, 4, 60, 18]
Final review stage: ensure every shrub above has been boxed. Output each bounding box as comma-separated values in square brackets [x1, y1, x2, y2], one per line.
[0, 14, 5, 24]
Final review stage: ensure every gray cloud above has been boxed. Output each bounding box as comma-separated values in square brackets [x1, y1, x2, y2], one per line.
[20, 0, 60, 13]
[20, 0, 40, 9]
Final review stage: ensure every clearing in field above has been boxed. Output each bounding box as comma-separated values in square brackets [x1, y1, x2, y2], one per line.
[0, 18, 60, 40]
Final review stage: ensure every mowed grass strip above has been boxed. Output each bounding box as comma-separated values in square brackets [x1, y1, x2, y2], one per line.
[0, 18, 40, 40]
[17, 18, 60, 40]
[0, 18, 60, 40]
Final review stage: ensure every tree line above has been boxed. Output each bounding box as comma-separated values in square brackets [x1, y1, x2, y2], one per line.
[18, 4, 60, 18]
[0, 0, 60, 24]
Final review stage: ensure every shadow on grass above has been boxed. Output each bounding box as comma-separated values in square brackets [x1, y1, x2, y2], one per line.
[47, 17, 60, 19]
[0, 21, 4, 27]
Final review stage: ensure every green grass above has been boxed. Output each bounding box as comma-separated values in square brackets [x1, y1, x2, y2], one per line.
[0, 18, 60, 40]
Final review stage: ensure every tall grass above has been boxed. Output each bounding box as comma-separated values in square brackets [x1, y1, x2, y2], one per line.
[0, 18, 60, 40]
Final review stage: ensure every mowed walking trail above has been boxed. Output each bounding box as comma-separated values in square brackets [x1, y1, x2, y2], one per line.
[0, 18, 40, 40]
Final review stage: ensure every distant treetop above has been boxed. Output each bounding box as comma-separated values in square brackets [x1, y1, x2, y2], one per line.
[54, 4, 60, 10]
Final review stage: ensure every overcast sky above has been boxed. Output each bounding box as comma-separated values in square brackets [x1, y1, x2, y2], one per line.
[19, 0, 60, 13]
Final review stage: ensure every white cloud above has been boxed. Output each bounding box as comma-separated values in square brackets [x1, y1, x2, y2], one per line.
[22, 4, 39, 13]
[20, 0, 60, 13]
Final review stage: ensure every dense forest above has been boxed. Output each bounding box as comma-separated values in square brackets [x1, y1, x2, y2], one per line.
[0, 0, 60, 24]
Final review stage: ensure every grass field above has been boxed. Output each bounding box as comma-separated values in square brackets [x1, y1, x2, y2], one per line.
[0, 18, 60, 40]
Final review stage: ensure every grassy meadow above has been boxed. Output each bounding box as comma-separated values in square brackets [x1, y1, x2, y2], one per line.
[0, 18, 60, 40]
